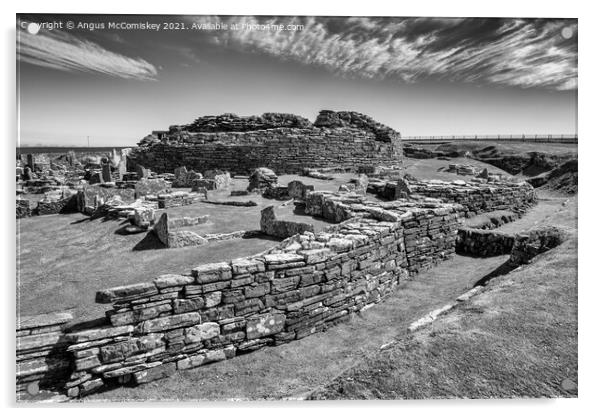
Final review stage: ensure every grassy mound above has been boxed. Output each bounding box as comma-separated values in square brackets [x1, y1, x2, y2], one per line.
[527, 159, 578, 194]
[309, 234, 577, 399]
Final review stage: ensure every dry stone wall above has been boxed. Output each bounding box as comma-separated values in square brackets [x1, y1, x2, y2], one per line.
[129, 111, 403, 175]
[369, 179, 536, 217]
[17, 312, 74, 397]
[18, 195, 465, 400]
[16, 165, 539, 400]
[455, 228, 516, 257]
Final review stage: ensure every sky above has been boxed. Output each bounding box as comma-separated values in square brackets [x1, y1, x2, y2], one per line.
[16, 14, 578, 147]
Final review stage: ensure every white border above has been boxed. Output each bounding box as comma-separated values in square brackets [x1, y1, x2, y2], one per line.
[2, 1, 598, 415]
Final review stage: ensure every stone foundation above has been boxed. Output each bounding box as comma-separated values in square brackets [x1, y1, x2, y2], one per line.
[129, 110, 403, 175]
[368, 178, 536, 216]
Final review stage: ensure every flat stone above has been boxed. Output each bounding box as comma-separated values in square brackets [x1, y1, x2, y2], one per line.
[17, 312, 73, 331]
[99, 340, 140, 363]
[133, 362, 176, 384]
[137, 312, 200, 334]
[16, 332, 66, 352]
[173, 297, 205, 314]
[299, 248, 332, 264]
[184, 323, 220, 343]
[103, 362, 162, 378]
[230, 258, 265, 274]
[263, 253, 305, 264]
[204, 291, 222, 308]
[65, 325, 134, 343]
[246, 313, 286, 340]
[96, 282, 158, 304]
[192, 262, 232, 284]
[153, 274, 195, 289]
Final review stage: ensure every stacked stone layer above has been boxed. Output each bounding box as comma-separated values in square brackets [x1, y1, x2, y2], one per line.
[369, 179, 536, 217]
[20, 195, 464, 399]
[130, 111, 404, 175]
[16, 171, 538, 399]
[456, 228, 516, 257]
[16, 312, 74, 398]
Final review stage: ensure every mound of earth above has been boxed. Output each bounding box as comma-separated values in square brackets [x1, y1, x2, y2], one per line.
[527, 159, 577, 194]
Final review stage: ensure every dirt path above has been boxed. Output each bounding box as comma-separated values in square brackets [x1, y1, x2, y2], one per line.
[89, 253, 508, 401]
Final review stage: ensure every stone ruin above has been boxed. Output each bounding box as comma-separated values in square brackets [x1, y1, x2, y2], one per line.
[128, 110, 404, 175]
[16, 109, 546, 401]
[260, 206, 314, 239]
[16, 171, 540, 401]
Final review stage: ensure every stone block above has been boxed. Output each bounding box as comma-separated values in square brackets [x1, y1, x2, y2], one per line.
[246, 313, 286, 340]
[133, 362, 176, 385]
[192, 262, 232, 283]
[96, 282, 158, 304]
[173, 297, 205, 314]
[137, 312, 200, 334]
[154, 274, 195, 289]
[184, 323, 220, 343]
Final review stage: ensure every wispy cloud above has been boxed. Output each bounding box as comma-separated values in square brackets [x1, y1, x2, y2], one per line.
[188, 16, 577, 90]
[17, 23, 158, 80]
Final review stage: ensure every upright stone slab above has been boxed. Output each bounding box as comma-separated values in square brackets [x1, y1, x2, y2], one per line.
[26, 154, 35, 170]
[101, 163, 112, 183]
[136, 164, 149, 179]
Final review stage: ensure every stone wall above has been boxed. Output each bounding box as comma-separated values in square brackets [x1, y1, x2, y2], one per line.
[260, 206, 314, 238]
[19, 195, 465, 399]
[129, 111, 403, 175]
[369, 179, 536, 217]
[455, 228, 516, 257]
[17, 174, 539, 399]
[17, 312, 74, 398]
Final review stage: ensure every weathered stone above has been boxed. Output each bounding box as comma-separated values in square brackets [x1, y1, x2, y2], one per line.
[263, 253, 304, 264]
[96, 282, 158, 304]
[99, 340, 140, 363]
[247, 167, 278, 192]
[246, 313, 286, 340]
[137, 313, 200, 334]
[204, 291, 222, 308]
[17, 312, 73, 331]
[79, 378, 105, 395]
[65, 325, 134, 343]
[133, 362, 176, 384]
[16, 332, 66, 352]
[184, 323, 220, 343]
[260, 206, 314, 239]
[192, 262, 232, 283]
[173, 297, 205, 314]
[137, 333, 165, 351]
[230, 258, 265, 275]
[299, 248, 332, 264]
[153, 274, 195, 289]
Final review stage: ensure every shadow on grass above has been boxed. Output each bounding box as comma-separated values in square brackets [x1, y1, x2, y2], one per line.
[132, 232, 166, 251]
[472, 260, 517, 287]
[241, 232, 281, 242]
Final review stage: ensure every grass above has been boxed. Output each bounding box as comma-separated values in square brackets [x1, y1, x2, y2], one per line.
[87, 252, 509, 401]
[16, 175, 343, 323]
[309, 234, 577, 399]
[309, 192, 578, 400]
[16, 146, 578, 400]
[403, 156, 509, 181]
[411, 140, 578, 157]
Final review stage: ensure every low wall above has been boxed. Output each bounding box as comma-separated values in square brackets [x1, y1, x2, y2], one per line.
[17, 177, 538, 400]
[369, 179, 536, 217]
[455, 228, 516, 257]
[18, 195, 464, 400]
[17, 313, 74, 398]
